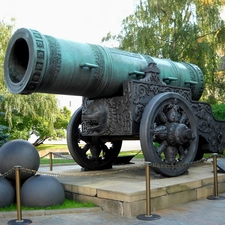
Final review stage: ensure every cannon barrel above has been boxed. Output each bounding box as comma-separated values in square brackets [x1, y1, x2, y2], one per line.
[4, 28, 204, 100]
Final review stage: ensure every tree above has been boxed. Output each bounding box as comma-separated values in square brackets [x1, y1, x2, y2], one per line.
[31, 106, 71, 146]
[0, 92, 62, 144]
[0, 19, 70, 146]
[54, 106, 71, 139]
[102, 0, 225, 103]
[0, 95, 9, 147]
[0, 19, 15, 91]
[0, 20, 14, 147]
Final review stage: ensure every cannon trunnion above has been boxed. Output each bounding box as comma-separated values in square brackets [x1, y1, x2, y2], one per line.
[4, 28, 225, 177]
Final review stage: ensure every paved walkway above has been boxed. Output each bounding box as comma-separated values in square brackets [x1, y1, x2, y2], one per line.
[1, 193, 225, 225]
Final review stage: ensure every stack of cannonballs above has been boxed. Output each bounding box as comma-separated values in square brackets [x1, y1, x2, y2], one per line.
[0, 140, 65, 208]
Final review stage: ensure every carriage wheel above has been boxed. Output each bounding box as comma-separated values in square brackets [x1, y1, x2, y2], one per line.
[140, 92, 198, 177]
[67, 107, 122, 170]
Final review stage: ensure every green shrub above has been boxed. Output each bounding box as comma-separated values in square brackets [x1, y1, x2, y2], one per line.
[211, 104, 225, 120]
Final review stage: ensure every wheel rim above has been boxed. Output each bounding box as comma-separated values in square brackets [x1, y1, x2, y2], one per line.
[140, 93, 198, 177]
[67, 107, 122, 170]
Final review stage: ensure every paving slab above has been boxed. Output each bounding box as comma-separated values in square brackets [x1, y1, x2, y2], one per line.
[1, 193, 225, 225]
[35, 158, 225, 217]
[1, 158, 225, 224]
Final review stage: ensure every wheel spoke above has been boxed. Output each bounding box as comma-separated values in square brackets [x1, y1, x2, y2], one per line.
[67, 107, 122, 170]
[140, 93, 198, 177]
[81, 143, 90, 155]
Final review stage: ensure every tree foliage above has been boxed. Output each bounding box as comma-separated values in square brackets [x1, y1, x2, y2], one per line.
[0, 95, 9, 147]
[212, 103, 225, 120]
[0, 19, 70, 146]
[102, 0, 225, 103]
[0, 93, 59, 143]
[0, 20, 14, 147]
[0, 19, 15, 91]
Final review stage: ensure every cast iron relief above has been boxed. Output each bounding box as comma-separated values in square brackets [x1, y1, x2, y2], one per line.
[89, 44, 104, 80]
[192, 103, 225, 153]
[132, 63, 192, 123]
[26, 30, 46, 92]
[26, 30, 61, 93]
[82, 95, 132, 135]
[45, 35, 61, 81]
[82, 97, 118, 135]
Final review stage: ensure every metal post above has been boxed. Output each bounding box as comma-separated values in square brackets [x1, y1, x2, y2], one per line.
[207, 153, 225, 200]
[213, 153, 219, 198]
[49, 152, 53, 171]
[137, 162, 160, 221]
[146, 162, 151, 216]
[7, 166, 32, 225]
[15, 166, 22, 221]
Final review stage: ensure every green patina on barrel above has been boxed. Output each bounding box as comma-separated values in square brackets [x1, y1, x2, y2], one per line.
[4, 28, 204, 100]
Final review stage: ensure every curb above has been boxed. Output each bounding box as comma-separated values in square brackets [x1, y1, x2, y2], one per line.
[0, 207, 102, 218]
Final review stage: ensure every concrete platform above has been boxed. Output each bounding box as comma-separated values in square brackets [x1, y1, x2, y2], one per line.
[38, 158, 225, 217]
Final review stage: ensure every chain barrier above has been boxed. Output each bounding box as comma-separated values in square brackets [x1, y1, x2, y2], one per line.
[40, 152, 50, 159]
[51, 152, 73, 160]
[20, 164, 146, 178]
[0, 165, 146, 179]
[0, 153, 223, 179]
[39, 150, 215, 171]
[217, 154, 225, 159]
[146, 155, 213, 169]
[0, 168, 15, 178]
[40, 152, 73, 160]
[39, 151, 74, 172]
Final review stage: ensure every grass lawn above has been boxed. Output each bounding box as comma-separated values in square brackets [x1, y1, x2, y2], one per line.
[40, 150, 143, 164]
[36, 144, 68, 151]
[0, 199, 95, 212]
[37, 144, 224, 165]
[40, 158, 74, 165]
[37, 143, 144, 164]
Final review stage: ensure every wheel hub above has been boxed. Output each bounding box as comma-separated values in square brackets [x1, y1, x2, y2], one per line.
[167, 122, 192, 146]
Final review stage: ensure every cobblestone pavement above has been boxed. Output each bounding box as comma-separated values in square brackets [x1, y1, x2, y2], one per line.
[1, 193, 225, 225]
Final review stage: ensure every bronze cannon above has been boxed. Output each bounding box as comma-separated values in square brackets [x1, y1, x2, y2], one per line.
[4, 28, 225, 176]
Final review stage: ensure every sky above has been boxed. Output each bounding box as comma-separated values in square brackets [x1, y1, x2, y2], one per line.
[0, 0, 135, 44]
[0, 0, 136, 113]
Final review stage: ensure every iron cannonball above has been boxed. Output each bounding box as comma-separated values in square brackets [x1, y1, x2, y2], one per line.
[0, 177, 15, 207]
[0, 140, 40, 180]
[21, 175, 65, 207]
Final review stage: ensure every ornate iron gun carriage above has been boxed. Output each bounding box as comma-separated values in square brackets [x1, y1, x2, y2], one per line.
[4, 28, 225, 177]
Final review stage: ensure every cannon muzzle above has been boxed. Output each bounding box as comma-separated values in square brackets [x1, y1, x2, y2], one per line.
[4, 28, 204, 100]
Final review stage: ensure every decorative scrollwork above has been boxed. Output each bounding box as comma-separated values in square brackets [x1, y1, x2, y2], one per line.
[132, 80, 192, 123]
[89, 44, 104, 80]
[192, 102, 225, 153]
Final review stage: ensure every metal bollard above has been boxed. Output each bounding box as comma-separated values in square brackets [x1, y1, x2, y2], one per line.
[7, 166, 32, 225]
[207, 153, 225, 200]
[49, 152, 53, 171]
[137, 162, 160, 221]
